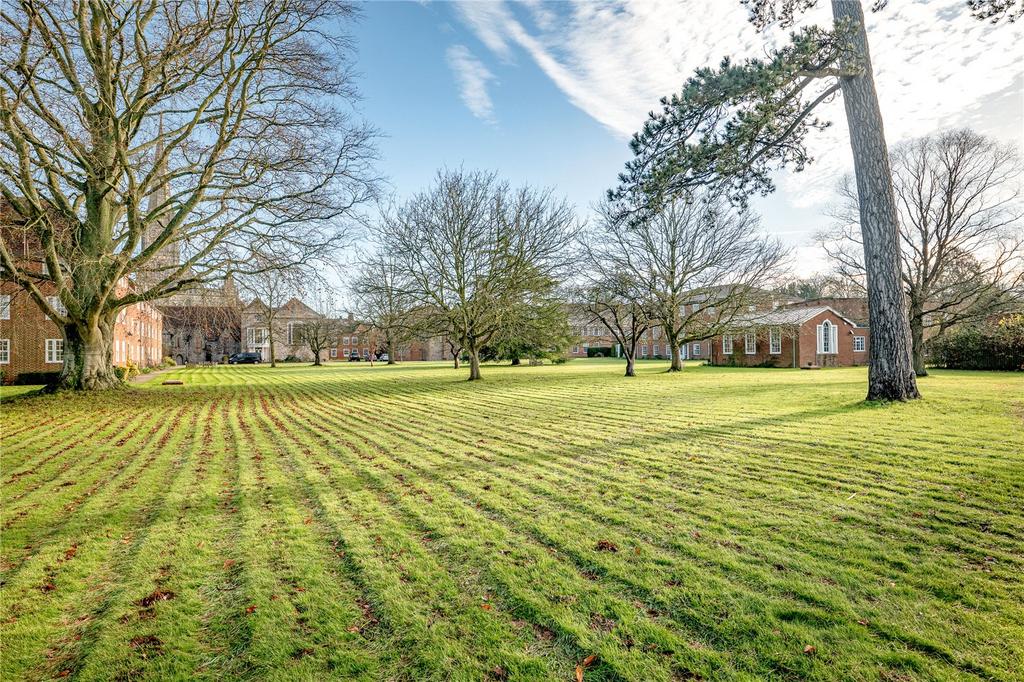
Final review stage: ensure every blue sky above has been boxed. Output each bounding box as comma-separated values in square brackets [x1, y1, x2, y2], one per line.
[353, 2, 628, 211]
[347, 1, 1023, 275]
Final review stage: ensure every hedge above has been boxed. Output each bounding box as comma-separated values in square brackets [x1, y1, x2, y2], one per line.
[928, 315, 1024, 371]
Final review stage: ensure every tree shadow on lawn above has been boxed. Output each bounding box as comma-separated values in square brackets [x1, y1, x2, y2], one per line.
[414, 398, 881, 480]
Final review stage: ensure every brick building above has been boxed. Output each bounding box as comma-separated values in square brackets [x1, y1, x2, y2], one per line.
[708, 306, 869, 368]
[0, 281, 163, 383]
[566, 301, 870, 368]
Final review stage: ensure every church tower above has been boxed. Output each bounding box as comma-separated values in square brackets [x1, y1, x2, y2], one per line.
[138, 122, 180, 290]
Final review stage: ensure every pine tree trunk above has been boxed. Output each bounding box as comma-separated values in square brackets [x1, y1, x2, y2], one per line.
[833, 0, 919, 401]
[56, 318, 120, 390]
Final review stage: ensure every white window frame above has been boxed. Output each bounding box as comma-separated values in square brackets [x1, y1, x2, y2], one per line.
[287, 322, 297, 344]
[0, 338, 9, 364]
[45, 338, 63, 364]
[641, 343, 648, 358]
[722, 336, 733, 354]
[853, 335, 866, 352]
[330, 348, 338, 358]
[744, 332, 756, 355]
[0, 294, 9, 320]
[572, 345, 579, 354]
[343, 336, 350, 346]
[47, 295, 67, 318]
[652, 343, 659, 357]
[817, 320, 838, 355]
[246, 327, 268, 351]
[692, 342, 701, 356]
[769, 328, 782, 354]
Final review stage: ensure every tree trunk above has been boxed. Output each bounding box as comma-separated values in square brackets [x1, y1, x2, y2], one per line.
[56, 318, 120, 390]
[387, 341, 396, 365]
[452, 350, 460, 369]
[833, 0, 919, 401]
[624, 355, 636, 377]
[667, 335, 683, 372]
[312, 350, 322, 367]
[468, 347, 482, 381]
[511, 356, 521, 366]
[909, 308, 927, 377]
[268, 333, 277, 368]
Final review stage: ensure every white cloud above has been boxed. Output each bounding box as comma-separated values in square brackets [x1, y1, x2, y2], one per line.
[454, 0, 1023, 209]
[446, 44, 498, 123]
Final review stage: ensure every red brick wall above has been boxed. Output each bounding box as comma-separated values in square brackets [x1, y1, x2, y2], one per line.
[0, 282, 163, 382]
[708, 310, 869, 368]
[0, 285, 61, 378]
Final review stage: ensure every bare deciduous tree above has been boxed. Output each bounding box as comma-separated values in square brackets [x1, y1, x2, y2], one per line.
[591, 195, 787, 372]
[295, 318, 343, 367]
[351, 251, 419, 365]
[0, 0, 376, 389]
[380, 169, 579, 381]
[573, 270, 655, 378]
[821, 129, 1024, 376]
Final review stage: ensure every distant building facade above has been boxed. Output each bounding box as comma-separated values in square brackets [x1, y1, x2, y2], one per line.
[566, 299, 870, 368]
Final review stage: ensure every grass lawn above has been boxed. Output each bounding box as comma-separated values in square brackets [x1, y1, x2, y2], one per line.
[0, 385, 43, 401]
[1, 360, 1021, 681]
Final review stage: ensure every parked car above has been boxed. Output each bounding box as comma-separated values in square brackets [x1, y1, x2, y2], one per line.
[378, 353, 389, 363]
[228, 352, 261, 364]
[348, 353, 362, 362]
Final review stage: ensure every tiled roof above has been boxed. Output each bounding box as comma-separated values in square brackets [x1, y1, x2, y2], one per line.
[730, 306, 854, 328]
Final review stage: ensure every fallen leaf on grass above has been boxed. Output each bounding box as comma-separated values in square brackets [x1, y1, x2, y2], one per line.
[223, 559, 236, 569]
[595, 540, 618, 552]
[803, 645, 816, 655]
[857, 619, 869, 626]
[245, 605, 257, 614]
[303, 517, 313, 525]
[481, 603, 492, 611]
[575, 654, 598, 682]
[137, 589, 175, 608]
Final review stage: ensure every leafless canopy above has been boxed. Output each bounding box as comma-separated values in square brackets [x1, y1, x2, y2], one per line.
[820, 128, 1024, 371]
[351, 250, 421, 364]
[1, 0, 376, 303]
[580, 193, 788, 372]
[378, 169, 579, 379]
[0, 0, 376, 388]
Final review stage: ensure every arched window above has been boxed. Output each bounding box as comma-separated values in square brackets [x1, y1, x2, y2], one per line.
[817, 320, 837, 354]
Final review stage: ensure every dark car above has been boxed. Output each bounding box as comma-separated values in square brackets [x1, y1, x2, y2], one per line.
[347, 353, 362, 362]
[229, 352, 261, 364]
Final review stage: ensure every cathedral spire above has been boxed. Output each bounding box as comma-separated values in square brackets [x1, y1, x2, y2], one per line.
[146, 114, 169, 220]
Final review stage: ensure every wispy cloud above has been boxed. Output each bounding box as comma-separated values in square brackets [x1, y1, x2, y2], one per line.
[446, 44, 498, 123]
[454, 0, 1023, 208]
